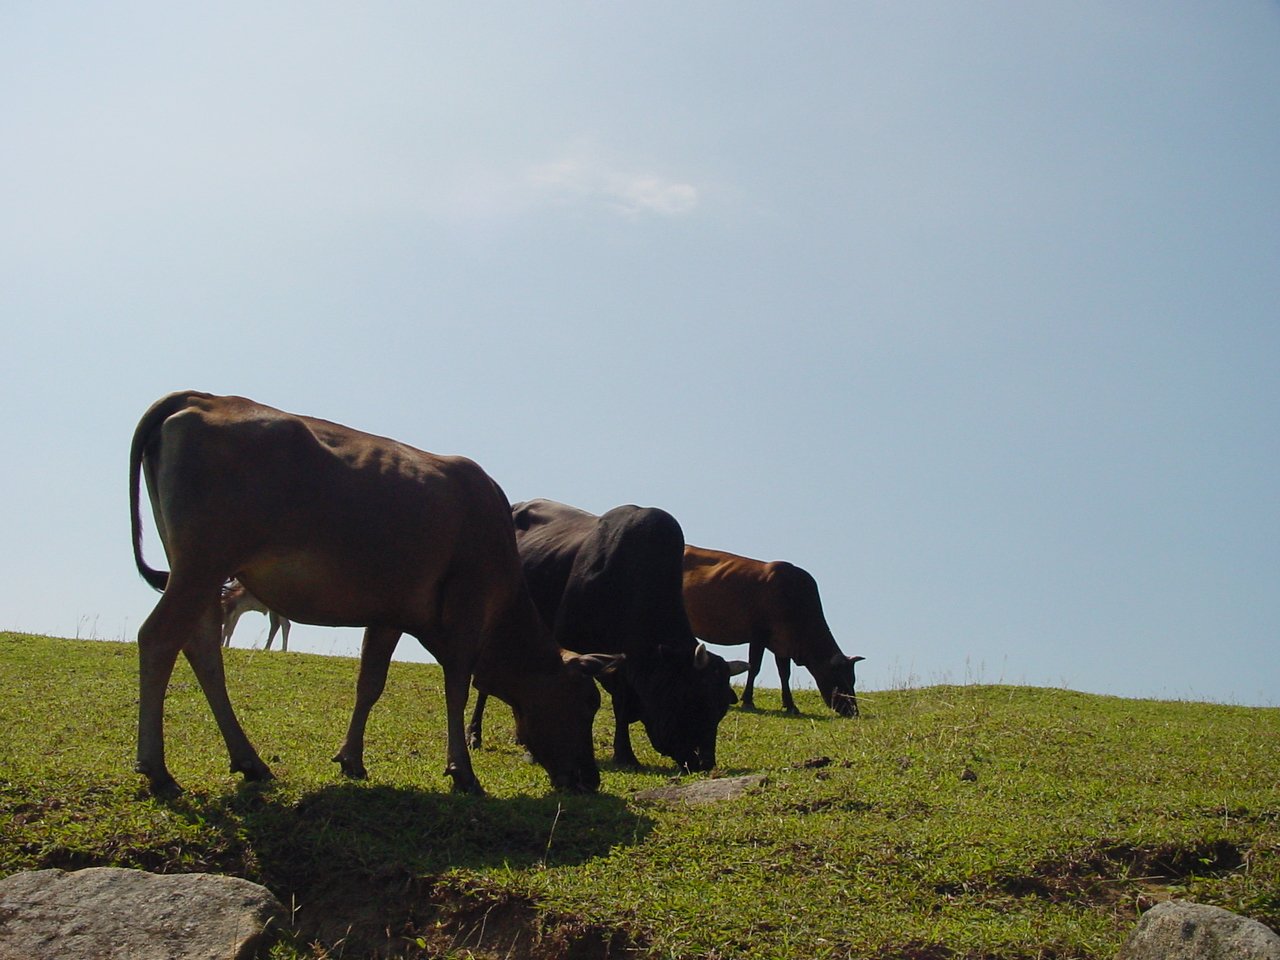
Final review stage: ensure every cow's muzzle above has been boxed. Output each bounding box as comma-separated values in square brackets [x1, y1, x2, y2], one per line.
[551, 765, 601, 794]
[677, 747, 716, 774]
[830, 691, 860, 717]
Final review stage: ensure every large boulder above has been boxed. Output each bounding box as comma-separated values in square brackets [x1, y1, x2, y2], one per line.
[0, 867, 284, 960]
[1118, 900, 1280, 960]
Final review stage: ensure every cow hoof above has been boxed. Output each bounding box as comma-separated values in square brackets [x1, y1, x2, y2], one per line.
[136, 761, 182, 799]
[449, 776, 485, 796]
[148, 774, 183, 799]
[233, 759, 275, 782]
[332, 754, 368, 779]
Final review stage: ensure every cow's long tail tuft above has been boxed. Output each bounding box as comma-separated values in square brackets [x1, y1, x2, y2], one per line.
[129, 391, 207, 593]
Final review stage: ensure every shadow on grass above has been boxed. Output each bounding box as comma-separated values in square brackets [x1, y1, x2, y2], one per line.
[735, 702, 852, 721]
[161, 779, 652, 954]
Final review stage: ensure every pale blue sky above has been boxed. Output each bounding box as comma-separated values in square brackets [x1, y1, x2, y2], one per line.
[2, 3, 1277, 705]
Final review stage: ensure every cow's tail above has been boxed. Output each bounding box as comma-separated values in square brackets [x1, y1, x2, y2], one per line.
[129, 391, 207, 593]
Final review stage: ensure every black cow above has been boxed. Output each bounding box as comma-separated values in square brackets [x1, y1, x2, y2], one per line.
[469, 499, 746, 772]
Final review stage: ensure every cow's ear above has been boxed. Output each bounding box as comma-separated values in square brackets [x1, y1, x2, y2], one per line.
[694, 641, 733, 671]
[570, 652, 625, 680]
[726, 659, 750, 677]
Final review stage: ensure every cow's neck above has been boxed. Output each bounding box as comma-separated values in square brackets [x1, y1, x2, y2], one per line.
[472, 593, 563, 701]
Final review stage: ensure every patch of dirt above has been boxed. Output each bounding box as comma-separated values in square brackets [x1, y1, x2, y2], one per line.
[425, 885, 645, 960]
[792, 756, 834, 769]
[1207, 805, 1280, 824]
[285, 870, 647, 960]
[788, 797, 876, 815]
[934, 838, 1245, 917]
[871, 941, 1066, 960]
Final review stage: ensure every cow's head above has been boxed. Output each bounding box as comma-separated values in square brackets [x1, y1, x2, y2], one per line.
[813, 654, 865, 717]
[513, 652, 623, 792]
[628, 643, 749, 773]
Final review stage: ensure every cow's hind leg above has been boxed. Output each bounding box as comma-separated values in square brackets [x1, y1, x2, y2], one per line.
[334, 626, 401, 778]
[466, 690, 488, 749]
[136, 592, 193, 797]
[181, 599, 273, 782]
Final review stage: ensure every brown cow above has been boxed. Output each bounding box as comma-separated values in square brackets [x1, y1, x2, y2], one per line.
[682, 545, 864, 716]
[129, 390, 619, 797]
[220, 580, 291, 650]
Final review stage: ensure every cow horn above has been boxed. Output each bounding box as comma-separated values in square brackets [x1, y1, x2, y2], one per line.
[573, 652, 625, 678]
[695, 642, 711, 668]
[850, 655, 866, 664]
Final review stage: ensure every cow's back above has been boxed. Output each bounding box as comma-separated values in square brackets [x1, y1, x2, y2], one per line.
[511, 499, 598, 633]
[556, 505, 693, 656]
[683, 545, 773, 647]
[147, 392, 524, 633]
[684, 545, 839, 666]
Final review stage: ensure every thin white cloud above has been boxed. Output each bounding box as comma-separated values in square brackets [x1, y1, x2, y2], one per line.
[529, 152, 699, 217]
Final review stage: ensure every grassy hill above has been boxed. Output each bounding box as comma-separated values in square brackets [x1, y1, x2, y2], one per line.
[1, 632, 1277, 959]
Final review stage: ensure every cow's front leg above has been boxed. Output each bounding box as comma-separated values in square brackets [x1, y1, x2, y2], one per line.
[777, 652, 800, 715]
[610, 687, 642, 768]
[182, 602, 273, 783]
[442, 662, 484, 795]
[334, 626, 400, 779]
[741, 639, 766, 710]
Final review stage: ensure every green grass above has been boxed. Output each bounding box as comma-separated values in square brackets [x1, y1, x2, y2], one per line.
[2, 632, 1277, 959]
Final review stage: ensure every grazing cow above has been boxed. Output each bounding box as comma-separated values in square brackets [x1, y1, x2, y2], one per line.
[683, 545, 865, 717]
[220, 580, 291, 651]
[129, 391, 619, 797]
[469, 499, 747, 772]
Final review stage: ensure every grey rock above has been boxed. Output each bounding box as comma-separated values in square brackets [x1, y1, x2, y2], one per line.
[1118, 900, 1280, 960]
[0, 867, 284, 960]
[635, 774, 768, 804]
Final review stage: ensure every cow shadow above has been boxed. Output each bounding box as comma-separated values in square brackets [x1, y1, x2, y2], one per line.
[163, 778, 652, 949]
[737, 704, 845, 720]
[169, 778, 649, 874]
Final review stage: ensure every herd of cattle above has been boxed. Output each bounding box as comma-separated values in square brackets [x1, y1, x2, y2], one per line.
[129, 391, 865, 797]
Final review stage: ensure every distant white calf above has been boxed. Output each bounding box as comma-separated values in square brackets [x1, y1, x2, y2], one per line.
[220, 581, 291, 651]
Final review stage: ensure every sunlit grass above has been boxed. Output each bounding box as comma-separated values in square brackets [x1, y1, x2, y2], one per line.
[2, 632, 1277, 959]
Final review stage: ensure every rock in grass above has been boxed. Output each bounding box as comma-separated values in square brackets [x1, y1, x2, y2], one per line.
[0, 867, 283, 960]
[635, 774, 767, 805]
[1118, 900, 1280, 960]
